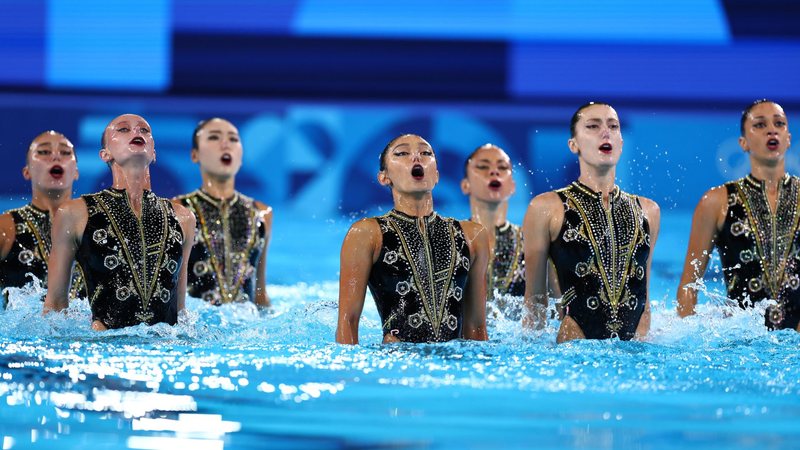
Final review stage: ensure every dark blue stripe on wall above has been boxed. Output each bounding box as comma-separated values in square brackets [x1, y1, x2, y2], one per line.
[722, 0, 800, 38]
[0, 0, 46, 86]
[171, 35, 507, 100]
[510, 41, 800, 102]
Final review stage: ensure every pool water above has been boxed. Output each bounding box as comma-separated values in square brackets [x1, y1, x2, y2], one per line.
[1, 213, 799, 449]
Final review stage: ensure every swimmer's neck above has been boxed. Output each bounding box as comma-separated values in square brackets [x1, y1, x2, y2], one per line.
[578, 172, 616, 202]
[469, 197, 508, 228]
[200, 174, 236, 200]
[110, 165, 152, 216]
[29, 186, 73, 216]
[392, 192, 434, 217]
[750, 163, 786, 190]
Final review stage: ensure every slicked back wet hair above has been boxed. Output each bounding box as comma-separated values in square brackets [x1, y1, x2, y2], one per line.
[463, 143, 505, 177]
[569, 102, 613, 137]
[192, 117, 227, 150]
[740, 99, 778, 136]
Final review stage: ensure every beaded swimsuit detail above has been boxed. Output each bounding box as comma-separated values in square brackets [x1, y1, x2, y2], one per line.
[717, 174, 800, 330]
[550, 182, 650, 340]
[0, 204, 86, 305]
[368, 210, 470, 343]
[178, 190, 265, 305]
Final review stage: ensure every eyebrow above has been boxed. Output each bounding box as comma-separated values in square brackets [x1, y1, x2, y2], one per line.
[751, 115, 786, 120]
[206, 130, 239, 135]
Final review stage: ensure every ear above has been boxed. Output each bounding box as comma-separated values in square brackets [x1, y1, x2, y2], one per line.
[377, 170, 392, 187]
[22, 166, 31, 181]
[567, 138, 579, 155]
[738, 136, 749, 153]
[509, 176, 516, 196]
[190, 148, 200, 163]
[99, 148, 113, 164]
[788, 131, 792, 150]
[460, 178, 470, 195]
[74, 167, 80, 181]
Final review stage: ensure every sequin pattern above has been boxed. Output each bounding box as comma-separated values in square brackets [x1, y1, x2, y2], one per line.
[716, 174, 800, 330]
[549, 182, 650, 340]
[77, 189, 184, 329]
[488, 222, 525, 297]
[177, 190, 265, 305]
[367, 210, 470, 342]
[0, 204, 86, 305]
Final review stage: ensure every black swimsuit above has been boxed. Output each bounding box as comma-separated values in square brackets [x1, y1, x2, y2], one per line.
[550, 182, 651, 340]
[77, 189, 184, 329]
[177, 190, 265, 305]
[0, 204, 86, 306]
[485, 222, 525, 319]
[368, 210, 471, 343]
[716, 174, 800, 330]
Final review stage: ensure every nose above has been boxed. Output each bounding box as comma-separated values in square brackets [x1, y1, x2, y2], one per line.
[601, 126, 611, 138]
[489, 167, 499, 176]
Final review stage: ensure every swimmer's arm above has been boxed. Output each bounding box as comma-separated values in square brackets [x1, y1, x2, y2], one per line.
[460, 220, 488, 341]
[0, 213, 15, 261]
[254, 202, 273, 308]
[336, 219, 380, 345]
[677, 186, 727, 318]
[43, 199, 86, 314]
[522, 192, 561, 330]
[172, 202, 196, 315]
[636, 197, 661, 341]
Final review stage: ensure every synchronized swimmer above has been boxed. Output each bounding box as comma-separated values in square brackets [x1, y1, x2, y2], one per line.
[2, 100, 796, 340]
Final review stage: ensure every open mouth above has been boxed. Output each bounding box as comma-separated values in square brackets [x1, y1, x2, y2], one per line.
[221, 153, 233, 165]
[599, 143, 613, 153]
[767, 138, 780, 150]
[488, 180, 502, 190]
[411, 164, 425, 180]
[130, 137, 145, 146]
[49, 165, 64, 178]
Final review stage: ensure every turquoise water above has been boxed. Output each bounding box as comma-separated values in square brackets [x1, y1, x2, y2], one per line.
[1, 213, 799, 449]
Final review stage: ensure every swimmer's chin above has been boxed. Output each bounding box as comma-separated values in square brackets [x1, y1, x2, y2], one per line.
[91, 320, 109, 331]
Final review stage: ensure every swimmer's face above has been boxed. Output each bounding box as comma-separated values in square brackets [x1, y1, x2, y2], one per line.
[461, 145, 515, 204]
[378, 135, 439, 193]
[192, 118, 243, 179]
[739, 102, 791, 165]
[100, 114, 155, 166]
[568, 104, 623, 169]
[23, 132, 79, 192]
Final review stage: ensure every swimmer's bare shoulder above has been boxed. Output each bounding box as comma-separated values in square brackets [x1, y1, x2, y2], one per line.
[524, 191, 565, 238]
[694, 184, 728, 231]
[169, 201, 197, 250]
[55, 198, 89, 242]
[637, 196, 661, 234]
[343, 217, 382, 261]
[254, 200, 273, 224]
[0, 212, 15, 260]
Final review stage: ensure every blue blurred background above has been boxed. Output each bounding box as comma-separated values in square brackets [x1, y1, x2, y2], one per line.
[1, 0, 800, 285]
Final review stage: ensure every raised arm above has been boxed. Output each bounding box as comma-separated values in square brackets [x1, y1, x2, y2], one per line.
[676, 186, 727, 317]
[254, 202, 273, 308]
[43, 199, 86, 314]
[460, 220, 489, 341]
[336, 219, 380, 345]
[171, 201, 196, 315]
[522, 192, 562, 329]
[635, 197, 661, 340]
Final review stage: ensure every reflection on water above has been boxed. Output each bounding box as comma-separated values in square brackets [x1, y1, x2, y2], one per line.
[1, 272, 800, 449]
